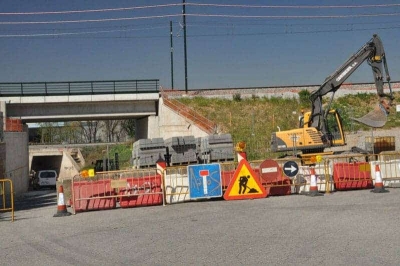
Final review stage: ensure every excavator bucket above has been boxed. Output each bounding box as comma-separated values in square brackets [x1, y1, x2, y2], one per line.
[351, 99, 391, 128]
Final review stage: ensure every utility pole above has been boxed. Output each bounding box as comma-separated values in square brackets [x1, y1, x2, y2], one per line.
[170, 21, 174, 90]
[182, 0, 188, 93]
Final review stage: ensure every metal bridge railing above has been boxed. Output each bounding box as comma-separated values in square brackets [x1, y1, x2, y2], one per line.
[0, 79, 159, 97]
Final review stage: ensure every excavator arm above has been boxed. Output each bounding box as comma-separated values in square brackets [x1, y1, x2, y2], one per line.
[270, 34, 394, 159]
[309, 34, 394, 135]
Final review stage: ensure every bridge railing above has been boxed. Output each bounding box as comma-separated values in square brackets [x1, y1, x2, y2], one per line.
[0, 79, 159, 96]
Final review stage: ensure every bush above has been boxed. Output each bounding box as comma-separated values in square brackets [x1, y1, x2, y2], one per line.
[233, 93, 242, 102]
[298, 89, 311, 108]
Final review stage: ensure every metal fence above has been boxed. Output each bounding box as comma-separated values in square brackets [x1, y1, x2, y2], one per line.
[71, 168, 164, 214]
[0, 179, 14, 222]
[0, 79, 159, 97]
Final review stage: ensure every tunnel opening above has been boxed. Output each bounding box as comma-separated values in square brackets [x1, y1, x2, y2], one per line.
[30, 155, 63, 178]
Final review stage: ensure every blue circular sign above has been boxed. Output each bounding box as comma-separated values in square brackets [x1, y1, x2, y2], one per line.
[283, 161, 299, 178]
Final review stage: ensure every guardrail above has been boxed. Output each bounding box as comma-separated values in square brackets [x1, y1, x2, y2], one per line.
[0, 79, 159, 97]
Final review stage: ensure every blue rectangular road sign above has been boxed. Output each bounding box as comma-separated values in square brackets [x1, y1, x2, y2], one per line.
[188, 163, 222, 199]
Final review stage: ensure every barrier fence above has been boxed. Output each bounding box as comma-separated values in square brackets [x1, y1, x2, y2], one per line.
[0, 179, 14, 222]
[71, 168, 164, 214]
[68, 152, 400, 213]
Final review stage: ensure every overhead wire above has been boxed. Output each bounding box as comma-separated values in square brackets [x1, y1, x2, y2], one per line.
[0, 2, 399, 16]
[0, 25, 169, 38]
[1, 13, 400, 25]
[1, 24, 399, 38]
[0, 3, 182, 15]
[185, 3, 400, 9]
[0, 2, 399, 37]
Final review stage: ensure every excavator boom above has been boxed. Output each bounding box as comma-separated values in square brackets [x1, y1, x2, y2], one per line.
[309, 34, 393, 133]
[271, 34, 394, 160]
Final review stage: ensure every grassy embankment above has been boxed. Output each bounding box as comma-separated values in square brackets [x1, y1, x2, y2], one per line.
[177, 91, 400, 160]
[81, 91, 400, 167]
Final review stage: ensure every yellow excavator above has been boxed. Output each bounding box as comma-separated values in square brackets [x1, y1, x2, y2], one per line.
[270, 34, 395, 164]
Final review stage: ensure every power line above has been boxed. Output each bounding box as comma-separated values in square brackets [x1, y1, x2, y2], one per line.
[0, 26, 169, 38]
[1, 24, 398, 39]
[3, 19, 399, 33]
[185, 3, 400, 9]
[1, 12, 400, 25]
[185, 13, 400, 19]
[0, 22, 170, 32]
[0, 3, 182, 15]
[0, 14, 182, 25]
[0, 2, 399, 16]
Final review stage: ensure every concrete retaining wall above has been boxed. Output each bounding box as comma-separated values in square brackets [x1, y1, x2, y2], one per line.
[142, 97, 209, 140]
[4, 131, 29, 196]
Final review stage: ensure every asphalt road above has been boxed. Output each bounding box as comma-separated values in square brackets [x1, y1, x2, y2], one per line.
[1, 188, 400, 266]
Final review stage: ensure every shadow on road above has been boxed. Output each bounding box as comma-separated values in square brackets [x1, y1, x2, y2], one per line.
[14, 190, 57, 211]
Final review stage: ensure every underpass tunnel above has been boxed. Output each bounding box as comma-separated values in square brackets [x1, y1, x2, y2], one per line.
[30, 155, 63, 178]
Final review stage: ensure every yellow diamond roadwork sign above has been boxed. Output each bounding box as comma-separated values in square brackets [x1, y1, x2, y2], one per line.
[224, 159, 267, 200]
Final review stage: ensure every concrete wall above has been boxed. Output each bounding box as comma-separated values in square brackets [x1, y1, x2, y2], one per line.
[4, 131, 29, 196]
[164, 82, 400, 100]
[142, 97, 209, 140]
[59, 151, 81, 181]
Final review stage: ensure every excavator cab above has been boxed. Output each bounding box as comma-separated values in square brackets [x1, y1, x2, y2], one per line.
[271, 109, 345, 154]
[324, 109, 345, 146]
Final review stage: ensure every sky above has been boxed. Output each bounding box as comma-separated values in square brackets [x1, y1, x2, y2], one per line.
[0, 0, 399, 90]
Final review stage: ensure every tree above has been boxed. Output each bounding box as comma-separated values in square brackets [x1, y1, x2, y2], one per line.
[102, 120, 120, 142]
[38, 122, 59, 143]
[79, 121, 100, 143]
[120, 119, 136, 139]
[63, 121, 83, 144]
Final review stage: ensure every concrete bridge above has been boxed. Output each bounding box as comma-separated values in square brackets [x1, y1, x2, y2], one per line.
[0, 79, 159, 123]
[0, 79, 215, 196]
[0, 79, 215, 139]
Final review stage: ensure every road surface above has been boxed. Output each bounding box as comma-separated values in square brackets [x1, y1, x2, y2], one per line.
[1, 188, 400, 265]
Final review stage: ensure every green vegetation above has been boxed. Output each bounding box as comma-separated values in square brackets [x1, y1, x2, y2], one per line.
[178, 91, 400, 160]
[81, 142, 133, 170]
[79, 91, 400, 165]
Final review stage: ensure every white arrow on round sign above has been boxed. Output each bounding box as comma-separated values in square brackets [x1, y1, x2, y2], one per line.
[283, 161, 299, 178]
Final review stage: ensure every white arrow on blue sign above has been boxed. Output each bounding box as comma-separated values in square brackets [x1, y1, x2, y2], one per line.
[283, 161, 299, 178]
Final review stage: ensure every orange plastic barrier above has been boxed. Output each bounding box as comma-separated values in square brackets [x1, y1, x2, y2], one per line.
[72, 179, 116, 212]
[118, 175, 163, 208]
[333, 162, 373, 190]
[258, 167, 291, 196]
[221, 170, 236, 190]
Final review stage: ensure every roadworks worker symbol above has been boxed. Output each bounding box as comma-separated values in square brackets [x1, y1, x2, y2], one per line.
[224, 159, 267, 200]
